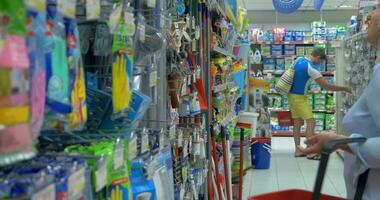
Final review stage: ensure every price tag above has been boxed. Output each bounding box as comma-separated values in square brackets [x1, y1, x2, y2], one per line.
[128, 137, 138, 159]
[181, 80, 187, 96]
[109, 4, 123, 34]
[147, 0, 156, 8]
[114, 141, 124, 170]
[32, 183, 55, 200]
[149, 70, 158, 87]
[68, 167, 85, 199]
[193, 142, 201, 156]
[183, 30, 191, 42]
[178, 130, 183, 147]
[25, 0, 46, 11]
[160, 14, 165, 28]
[86, 0, 100, 20]
[147, 158, 157, 176]
[169, 126, 176, 140]
[183, 139, 189, 157]
[57, 0, 76, 19]
[142, 134, 149, 153]
[192, 16, 195, 30]
[159, 134, 164, 150]
[124, 12, 136, 36]
[195, 26, 200, 39]
[95, 157, 107, 192]
[138, 24, 146, 42]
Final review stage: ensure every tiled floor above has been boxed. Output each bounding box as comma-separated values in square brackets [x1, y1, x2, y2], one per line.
[242, 137, 347, 199]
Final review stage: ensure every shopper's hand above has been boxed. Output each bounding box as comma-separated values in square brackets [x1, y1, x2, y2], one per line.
[297, 131, 347, 154]
[343, 87, 352, 94]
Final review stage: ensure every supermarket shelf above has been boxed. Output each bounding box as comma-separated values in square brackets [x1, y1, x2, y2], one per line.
[212, 82, 237, 93]
[263, 71, 334, 76]
[213, 46, 236, 59]
[267, 91, 334, 95]
[253, 41, 329, 45]
[269, 108, 335, 114]
[262, 55, 297, 58]
[272, 130, 306, 137]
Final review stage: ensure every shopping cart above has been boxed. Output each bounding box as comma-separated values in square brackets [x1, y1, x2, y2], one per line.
[248, 137, 367, 200]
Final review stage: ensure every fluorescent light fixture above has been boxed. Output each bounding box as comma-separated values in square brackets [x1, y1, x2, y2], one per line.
[338, 4, 354, 8]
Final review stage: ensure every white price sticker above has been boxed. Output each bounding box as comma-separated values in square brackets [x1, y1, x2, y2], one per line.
[32, 183, 55, 200]
[169, 126, 176, 140]
[57, 0, 76, 19]
[86, 0, 100, 20]
[183, 139, 189, 157]
[147, 0, 156, 8]
[160, 14, 165, 28]
[25, 0, 46, 11]
[95, 158, 107, 192]
[159, 135, 164, 150]
[68, 168, 85, 199]
[109, 4, 123, 34]
[149, 70, 158, 87]
[142, 134, 149, 153]
[114, 142, 124, 170]
[195, 26, 200, 39]
[193, 142, 201, 156]
[129, 137, 138, 159]
[124, 12, 136, 36]
[138, 24, 146, 42]
[178, 130, 183, 147]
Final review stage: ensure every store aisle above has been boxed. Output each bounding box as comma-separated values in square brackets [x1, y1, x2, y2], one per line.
[243, 137, 346, 199]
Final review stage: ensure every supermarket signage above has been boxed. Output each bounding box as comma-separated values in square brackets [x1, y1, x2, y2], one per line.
[249, 78, 270, 91]
[272, 0, 304, 14]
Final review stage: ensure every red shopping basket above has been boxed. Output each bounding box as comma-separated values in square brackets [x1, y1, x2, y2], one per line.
[248, 189, 343, 200]
[247, 137, 368, 200]
[276, 111, 294, 126]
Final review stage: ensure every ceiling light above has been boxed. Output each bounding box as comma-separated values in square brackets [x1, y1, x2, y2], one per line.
[338, 5, 354, 8]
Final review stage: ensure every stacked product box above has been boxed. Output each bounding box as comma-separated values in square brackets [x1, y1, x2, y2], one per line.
[294, 30, 305, 41]
[325, 113, 336, 130]
[312, 21, 327, 42]
[263, 58, 276, 72]
[326, 28, 337, 41]
[285, 57, 295, 69]
[271, 44, 283, 56]
[305, 46, 314, 55]
[284, 30, 293, 42]
[313, 93, 327, 110]
[284, 45, 296, 55]
[261, 44, 271, 56]
[313, 113, 326, 131]
[304, 31, 313, 43]
[275, 58, 285, 72]
[296, 46, 305, 56]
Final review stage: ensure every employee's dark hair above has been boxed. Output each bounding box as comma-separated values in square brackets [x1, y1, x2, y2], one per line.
[311, 47, 327, 60]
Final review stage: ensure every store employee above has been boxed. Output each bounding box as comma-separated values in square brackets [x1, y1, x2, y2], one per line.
[299, 9, 380, 200]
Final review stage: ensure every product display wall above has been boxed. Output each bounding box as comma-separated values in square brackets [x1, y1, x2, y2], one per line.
[0, 0, 253, 199]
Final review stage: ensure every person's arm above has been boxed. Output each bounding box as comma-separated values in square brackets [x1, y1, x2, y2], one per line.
[314, 77, 351, 93]
[347, 68, 380, 169]
[307, 64, 351, 93]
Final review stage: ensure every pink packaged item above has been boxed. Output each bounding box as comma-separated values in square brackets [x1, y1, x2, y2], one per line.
[0, 35, 29, 68]
[0, 124, 32, 155]
[0, 92, 28, 106]
[30, 68, 46, 138]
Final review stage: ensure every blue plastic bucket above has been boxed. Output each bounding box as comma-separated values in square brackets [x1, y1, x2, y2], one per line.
[250, 138, 271, 169]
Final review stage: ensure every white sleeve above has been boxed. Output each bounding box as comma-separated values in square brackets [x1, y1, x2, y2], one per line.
[307, 63, 322, 80]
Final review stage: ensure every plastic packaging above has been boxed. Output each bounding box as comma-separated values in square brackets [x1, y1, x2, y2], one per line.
[111, 21, 133, 118]
[27, 8, 47, 138]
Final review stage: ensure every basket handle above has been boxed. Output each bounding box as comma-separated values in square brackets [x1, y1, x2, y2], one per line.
[312, 137, 367, 200]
